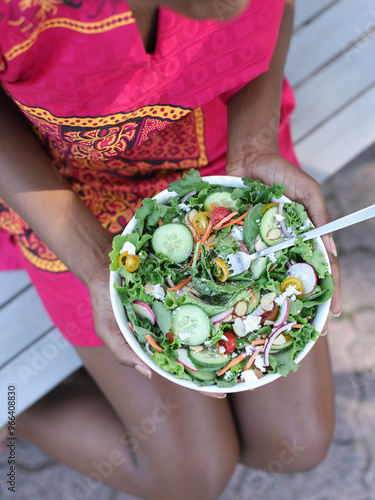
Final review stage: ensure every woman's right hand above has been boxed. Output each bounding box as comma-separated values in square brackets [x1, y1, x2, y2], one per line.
[87, 256, 153, 379]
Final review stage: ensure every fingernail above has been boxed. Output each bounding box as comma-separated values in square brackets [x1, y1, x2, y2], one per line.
[330, 235, 337, 257]
[135, 365, 152, 379]
[320, 329, 328, 337]
[332, 310, 341, 318]
[215, 394, 227, 399]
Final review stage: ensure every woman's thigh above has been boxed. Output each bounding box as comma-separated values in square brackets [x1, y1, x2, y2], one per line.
[75, 345, 240, 500]
[229, 335, 335, 472]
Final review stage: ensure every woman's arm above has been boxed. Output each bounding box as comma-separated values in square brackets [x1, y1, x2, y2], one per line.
[226, 0, 341, 316]
[0, 89, 151, 375]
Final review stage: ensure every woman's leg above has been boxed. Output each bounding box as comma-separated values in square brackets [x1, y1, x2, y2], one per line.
[16, 345, 239, 500]
[230, 335, 335, 472]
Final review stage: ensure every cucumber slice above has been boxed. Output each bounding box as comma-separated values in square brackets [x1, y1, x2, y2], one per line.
[259, 206, 285, 246]
[188, 344, 230, 369]
[204, 191, 237, 212]
[246, 288, 260, 314]
[270, 339, 293, 353]
[171, 305, 211, 346]
[151, 223, 193, 263]
[250, 256, 267, 279]
[186, 368, 217, 382]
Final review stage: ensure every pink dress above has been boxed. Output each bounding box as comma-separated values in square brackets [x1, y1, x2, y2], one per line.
[0, 0, 298, 346]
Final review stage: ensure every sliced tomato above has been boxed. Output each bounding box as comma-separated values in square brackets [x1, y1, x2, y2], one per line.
[192, 211, 211, 237]
[166, 332, 174, 342]
[210, 206, 231, 226]
[280, 276, 304, 298]
[118, 251, 139, 272]
[219, 331, 236, 354]
[261, 202, 279, 216]
[213, 258, 229, 282]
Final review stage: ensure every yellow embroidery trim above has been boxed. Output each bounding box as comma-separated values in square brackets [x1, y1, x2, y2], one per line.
[193, 108, 208, 167]
[18, 244, 68, 273]
[14, 100, 191, 126]
[4, 11, 135, 62]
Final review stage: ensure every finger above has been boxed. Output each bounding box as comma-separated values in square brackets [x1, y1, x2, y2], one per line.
[321, 233, 342, 316]
[96, 316, 152, 378]
[198, 391, 227, 399]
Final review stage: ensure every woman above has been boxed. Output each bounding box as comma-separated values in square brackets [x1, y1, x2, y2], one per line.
[0, 0, 341, 498]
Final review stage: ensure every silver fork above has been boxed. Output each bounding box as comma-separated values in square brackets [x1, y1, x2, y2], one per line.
[227, 203, 375, 277]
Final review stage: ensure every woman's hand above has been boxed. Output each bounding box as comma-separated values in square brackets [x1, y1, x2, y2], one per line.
[226, 151, 342, 317]
[87, 256, 153, 378]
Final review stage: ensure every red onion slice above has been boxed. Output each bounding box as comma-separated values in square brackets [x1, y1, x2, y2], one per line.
[145, 340, 153, 357]
[264, 321, 296, 366]
[278, 203, 293, 238]
[180, 190, 197, 203]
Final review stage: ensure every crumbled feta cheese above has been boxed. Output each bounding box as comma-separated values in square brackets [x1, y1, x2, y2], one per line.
[243, 315, 262, 334]
[119, 241, 136, 256]
[224, 371, 233, 380]
[240, 369, 258, 383]
[221, 335, 229, 342]
[219, 345, 226, 354]
[254, 354, 266, 372]
[275, 284, 300, 305]
[287, 226, 296, 236]
[245, 344, 255, 355]
[275, 213, 285, 222]
[299, 220, 310, 230]
[256, 219, 260, 223]
[268, 252, 277, 263]
[230, 225, 243, 241]
[150, 284, 165, 301]
[178, 202, 190, 212]
[274, 295, 285, 306]
[204, 340, 211, 345]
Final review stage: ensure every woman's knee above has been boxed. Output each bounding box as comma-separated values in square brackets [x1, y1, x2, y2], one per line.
[240, 413, 334, 473]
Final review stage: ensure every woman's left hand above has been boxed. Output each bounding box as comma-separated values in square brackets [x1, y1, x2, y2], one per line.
[226, 151, 341, 317]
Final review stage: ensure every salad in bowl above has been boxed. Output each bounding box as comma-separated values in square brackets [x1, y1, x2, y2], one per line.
[109, 169, 334, 392]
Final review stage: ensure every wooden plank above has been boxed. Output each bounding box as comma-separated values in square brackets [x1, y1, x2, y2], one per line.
[0, 287, 53, 366]
[294, 0, 337, 30]
[0, 270, 31, 306]
[292, 31, 375, 142]
[294, 83, 375, 182]
[0, 328, 83, 427]
[286, 0, 375, 87]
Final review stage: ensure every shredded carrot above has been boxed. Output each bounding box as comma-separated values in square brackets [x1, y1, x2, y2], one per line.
[211, 203, 216, 211]
[230, 211, 250, 224]
[243, 346, 263, 371]
[158, 219, 163, 226]
[292, 323, 303, 328]
[145, 334, 163, 353]
[219, 220, 245, 229]
[200, 221, 213, 244]
[167, 276, 192, 291]
[217, 352, 249, 377]
[269, 264, 277, 272]
[127, 322, 134, 332]
[212, 211, 238, 230]
[251, 339, 265, 346]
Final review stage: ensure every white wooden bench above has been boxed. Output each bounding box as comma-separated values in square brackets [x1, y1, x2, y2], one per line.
[1, 0, 375, 426]
[0, 271, 82, 427]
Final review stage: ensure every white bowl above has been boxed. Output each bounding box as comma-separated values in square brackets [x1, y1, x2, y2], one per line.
[110, 175, 331, 393]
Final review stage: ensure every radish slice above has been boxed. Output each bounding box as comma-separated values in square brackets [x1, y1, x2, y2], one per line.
[278, 203, 293, 238]
[238, 241, 249, 254]
[210, 307, 234, 324]
[287, 263, 317, 295]
[264, 322, 296, 366]
[176, 348, 199, 372]
[273, 299, 289, 328]
[132, 301, 156, 326]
